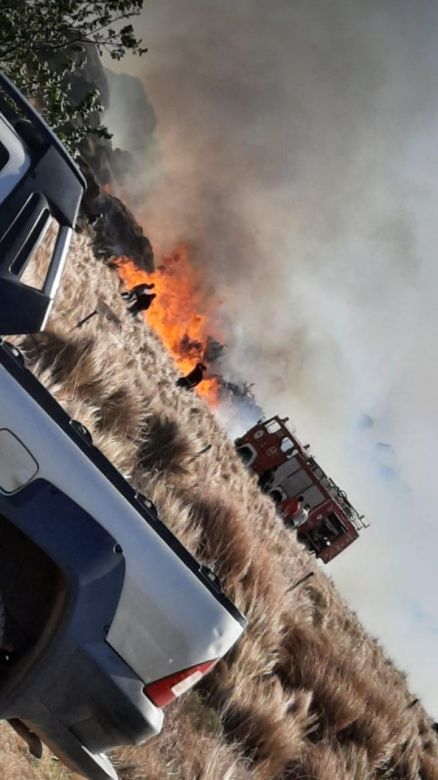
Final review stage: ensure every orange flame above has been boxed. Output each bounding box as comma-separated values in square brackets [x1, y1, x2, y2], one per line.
[117, 245, 222, 407]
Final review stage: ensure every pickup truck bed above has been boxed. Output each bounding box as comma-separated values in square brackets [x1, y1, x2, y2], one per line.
[0, 340, 246, 779]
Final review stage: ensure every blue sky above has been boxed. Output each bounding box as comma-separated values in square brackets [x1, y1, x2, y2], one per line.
[109, 0, 438, 715]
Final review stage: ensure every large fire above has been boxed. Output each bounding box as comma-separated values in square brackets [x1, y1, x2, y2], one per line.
[117, 245, 222, 406]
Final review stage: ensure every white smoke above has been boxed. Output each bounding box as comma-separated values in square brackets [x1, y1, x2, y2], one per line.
[105, 0, 438, 715]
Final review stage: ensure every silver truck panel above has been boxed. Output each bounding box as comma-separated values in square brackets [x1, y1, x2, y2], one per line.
[0, 362, 243, 684]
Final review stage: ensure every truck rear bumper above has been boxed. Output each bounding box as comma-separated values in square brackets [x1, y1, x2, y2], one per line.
[0, 479, 163, 779]
[9, 641, 163, 780]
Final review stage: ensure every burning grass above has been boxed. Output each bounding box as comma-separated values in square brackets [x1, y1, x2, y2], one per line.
[117, 245, 223, 407]
[1, 230, 437, 779]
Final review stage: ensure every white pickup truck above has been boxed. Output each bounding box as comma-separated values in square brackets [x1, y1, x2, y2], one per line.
[0, 74, 246, 780]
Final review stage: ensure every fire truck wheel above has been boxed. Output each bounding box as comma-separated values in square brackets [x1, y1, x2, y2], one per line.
[258, 470, 274, 490]
[236, 446, 253, 464]
[269, 490, 283, 504]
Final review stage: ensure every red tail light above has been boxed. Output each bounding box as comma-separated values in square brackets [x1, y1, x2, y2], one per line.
[144, 659, 218, 708]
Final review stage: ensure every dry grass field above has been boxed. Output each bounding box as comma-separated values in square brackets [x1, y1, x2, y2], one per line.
[1, 229, 437, 780]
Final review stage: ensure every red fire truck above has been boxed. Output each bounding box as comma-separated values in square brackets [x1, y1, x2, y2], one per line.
[235, 416, 368, 563]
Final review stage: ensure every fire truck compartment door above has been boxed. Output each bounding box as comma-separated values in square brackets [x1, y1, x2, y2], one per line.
[283, 469, 313, 497]
[301, 484, 325, 509]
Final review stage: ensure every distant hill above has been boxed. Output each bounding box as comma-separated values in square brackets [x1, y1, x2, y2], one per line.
[103, 68, 156, 155]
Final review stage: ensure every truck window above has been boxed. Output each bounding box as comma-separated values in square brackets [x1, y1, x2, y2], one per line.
[266, 420, 281, 434]
[280, 436, 294, 454]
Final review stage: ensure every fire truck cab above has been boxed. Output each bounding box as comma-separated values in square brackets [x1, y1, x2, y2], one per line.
[235, 416, 367, 563]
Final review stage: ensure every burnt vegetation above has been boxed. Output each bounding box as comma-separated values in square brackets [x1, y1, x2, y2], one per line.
[1, 230, 437, 779]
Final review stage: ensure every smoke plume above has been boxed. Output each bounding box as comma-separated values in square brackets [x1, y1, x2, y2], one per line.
[104, 0, 438, 714]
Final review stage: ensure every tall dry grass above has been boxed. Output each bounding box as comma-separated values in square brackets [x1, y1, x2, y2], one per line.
[1, 228, 436, 779]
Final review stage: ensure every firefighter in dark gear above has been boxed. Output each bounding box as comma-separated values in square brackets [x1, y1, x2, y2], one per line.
[176, 362, 207, 390]
[121, 282, 155, 303]
[127, 292, 157, 315]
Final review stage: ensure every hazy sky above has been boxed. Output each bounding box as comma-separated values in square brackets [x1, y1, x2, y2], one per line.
[108, 0, 438, 715]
